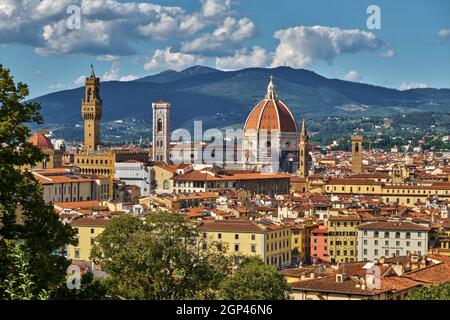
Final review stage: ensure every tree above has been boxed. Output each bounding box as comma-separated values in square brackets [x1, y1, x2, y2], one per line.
[218, 256, 291, 300]
[0, 240, 50, 300]
[91, 212, 232, 299]
[0, 64, 76, 298]
[407, 284, 450, 300]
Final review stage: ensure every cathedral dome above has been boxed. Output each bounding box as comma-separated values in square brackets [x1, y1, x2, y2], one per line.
[243, 76, 297, 133]
[28, 132, 54, 151]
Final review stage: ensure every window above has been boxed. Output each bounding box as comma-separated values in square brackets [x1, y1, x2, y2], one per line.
[235, 234, 239, 240]
[251, 234, 256, 240]
[418, 232, 422, 238]
[251, 245, 256, 253]
[218, 233, 222, 239]
[234, 244, 239, 252]
[384, 231, 390, 238]
[90, 238, 95, 246]
[157, 119, 163, 132]
[374, 231, 379, 238]
[74, 249, 80, 259]
[395, 232, 401, 239]
[406, 232, 411, 239]
[91, 228, 95, 234]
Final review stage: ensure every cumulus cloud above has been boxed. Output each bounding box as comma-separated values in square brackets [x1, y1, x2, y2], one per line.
[180, 17, 258, 56]
[271, 25, 385, 68]
[97, 55, 121, 61]
[200, 0, 233, 17]
[343, 70, 362, 81]
[216, 46, 270, 70]
[73, 75, 86, 86]
[399, 82, 428, 90]
[144, 47, 205, 71]
[102, 63, 139, 81]
[438, 29, 450, 38]
[0, 0, 233, 56]
[380, 49, 395, 58]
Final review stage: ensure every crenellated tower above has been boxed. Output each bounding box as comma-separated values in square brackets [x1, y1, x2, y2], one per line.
[82, 65, 102, 151]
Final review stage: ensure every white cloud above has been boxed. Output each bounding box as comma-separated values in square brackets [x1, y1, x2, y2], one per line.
[102, 63, 139, 82]
[200, 0, 233, 17]
[119, 74, 139, 81]
[105, 63, 139, 81]
[271, 25, 384, 68]
[216, 46, 270, 70]
[399, 82, 428, 90]
[343, 70, 362, 81]
[438, 29, 450, 38]
[144, 47, 205, 71]
[97, 55, 121, 61]
[380, 49, 395, 58]
[73, 75, 86, 86]
[0, 0, 231, 56]
[48, 83, 67, 90]
[181, 17, 258, 56]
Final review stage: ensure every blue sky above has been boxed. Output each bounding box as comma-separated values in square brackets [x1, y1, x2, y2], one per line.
[0, 0, 448, 98]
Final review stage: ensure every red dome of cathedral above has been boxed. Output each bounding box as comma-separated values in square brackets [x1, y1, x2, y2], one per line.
[243, 76, 297, 133]
[28, 132, 54, 150]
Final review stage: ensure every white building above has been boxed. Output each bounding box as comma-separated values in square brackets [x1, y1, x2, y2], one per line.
[115, 160, 153, 197]
[32, 168, 109, 203]
[357, 221, 430, 261]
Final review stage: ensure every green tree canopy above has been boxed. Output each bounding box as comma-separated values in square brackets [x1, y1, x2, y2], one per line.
[218, 256, 291, 300]
[407, 283, 450, 300]
[91, 212, 232, 299]
[0, 64, 76, 298]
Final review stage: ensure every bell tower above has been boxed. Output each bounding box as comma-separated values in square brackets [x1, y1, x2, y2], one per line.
[298, 119, 310, 177]
[152, 101, 171, 163]
[351, 135, 363, 173]
[82, 65, 102, 151]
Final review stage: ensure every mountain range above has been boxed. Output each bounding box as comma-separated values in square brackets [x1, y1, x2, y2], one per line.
[32, 66, 450, 130]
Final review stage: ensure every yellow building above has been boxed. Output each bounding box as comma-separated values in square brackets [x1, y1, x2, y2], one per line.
[67, 218, 108, 262]
[323, 178, 450, 207]
[200, 220, 291, 268]
[328, 215, 361, 264]
[75, 149, 115, 198]
[290, 218, 315, 265]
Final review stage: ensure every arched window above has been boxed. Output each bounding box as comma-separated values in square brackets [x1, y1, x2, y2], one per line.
[406, 232, 411, 239]
[384, 231, 390, 238]
[395, 232, 401, 239]
[374, 231, 379, 238]
[157, 119, 163, 133]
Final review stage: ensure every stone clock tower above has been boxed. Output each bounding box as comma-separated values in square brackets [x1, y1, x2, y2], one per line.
[152, 101, 171, 163]
[82, 65, 102, 151]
